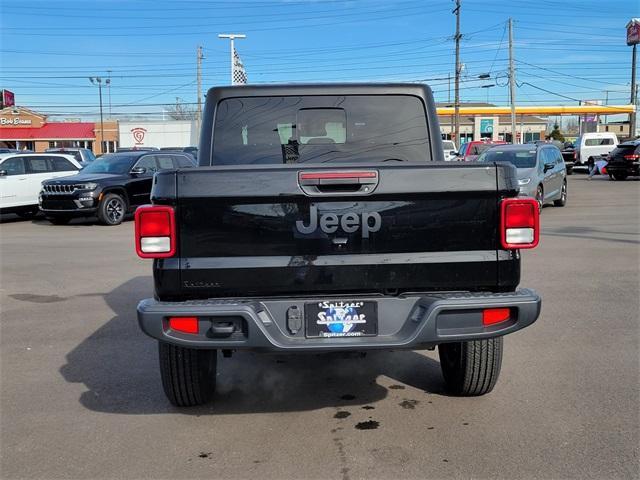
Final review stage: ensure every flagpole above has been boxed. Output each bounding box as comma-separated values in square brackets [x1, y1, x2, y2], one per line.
[218, 33, 246, 85]
[230, 37, 234, 85]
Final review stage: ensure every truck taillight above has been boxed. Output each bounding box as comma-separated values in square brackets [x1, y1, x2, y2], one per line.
[500, 198, 539, 249]
[135, 205, 176, 258]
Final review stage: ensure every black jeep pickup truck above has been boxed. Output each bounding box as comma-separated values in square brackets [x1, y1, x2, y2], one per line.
[135, 84, 542, 406]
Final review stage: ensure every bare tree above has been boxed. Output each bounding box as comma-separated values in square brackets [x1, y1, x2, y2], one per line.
[165, 97, 196, 120]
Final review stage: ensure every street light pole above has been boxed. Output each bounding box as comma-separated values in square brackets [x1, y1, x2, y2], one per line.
[90, 77, 105, 153]
[218, 33, 246, 85]
[508, 18, 518, 143]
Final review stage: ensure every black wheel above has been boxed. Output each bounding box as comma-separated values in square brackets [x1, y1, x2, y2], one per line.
[16, 209, 39, 219]
[587, 157, 595, 171]
[554, 180, 567, 207]
[438, 337, 503, 396]
[47, 216, 71, 225]
[159, 342, 217, 407]
[566, 167, 573, 176]
[535, 184, 544, 211]
[611, 172, 628, 181]
[97, 193, 126, 225]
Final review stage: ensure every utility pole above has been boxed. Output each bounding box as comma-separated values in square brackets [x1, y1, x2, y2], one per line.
[197, 45, 203, 123]
[107, 70, 112, 118]
[218, 33, 246, 85]
[508, 18, 517, 143]
[630, 43, 637, 138]
[453, 0, 461, 144]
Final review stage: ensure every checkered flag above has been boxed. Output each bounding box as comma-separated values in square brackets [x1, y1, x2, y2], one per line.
[232, 47, 247, 85]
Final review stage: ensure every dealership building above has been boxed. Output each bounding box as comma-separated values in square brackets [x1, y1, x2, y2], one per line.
[0, 107, 119, 154]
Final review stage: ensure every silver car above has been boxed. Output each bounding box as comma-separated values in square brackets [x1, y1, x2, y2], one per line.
[477, 144, 567, 210]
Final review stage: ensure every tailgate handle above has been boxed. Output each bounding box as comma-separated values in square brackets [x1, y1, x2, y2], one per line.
[298, 170, 378, 196]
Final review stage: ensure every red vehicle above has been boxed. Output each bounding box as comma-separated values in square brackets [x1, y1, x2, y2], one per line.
[456, 140, 507, 162]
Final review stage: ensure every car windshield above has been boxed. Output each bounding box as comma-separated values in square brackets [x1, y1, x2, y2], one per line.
[79, 154, 136, 174]
[212, 95, 431, 165]
[477, 148, 537, 168]
[442, 141, 455, 150]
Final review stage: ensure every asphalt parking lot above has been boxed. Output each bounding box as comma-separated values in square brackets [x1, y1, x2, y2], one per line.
[1, 175, 638, 479]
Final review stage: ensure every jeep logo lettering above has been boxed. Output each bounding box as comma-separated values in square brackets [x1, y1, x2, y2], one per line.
[296, 205, 381, 239]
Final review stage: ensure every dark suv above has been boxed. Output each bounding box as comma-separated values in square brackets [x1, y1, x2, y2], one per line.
[605, 140, 640, 180]
[40, 151, 195, 225]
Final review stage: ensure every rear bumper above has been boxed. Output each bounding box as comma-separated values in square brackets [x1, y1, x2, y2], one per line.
[606, 162, 639, 175]
[137, 289, 541, 351]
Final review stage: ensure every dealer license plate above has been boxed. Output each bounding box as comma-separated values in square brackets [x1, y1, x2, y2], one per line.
[305, 300, 378, 338]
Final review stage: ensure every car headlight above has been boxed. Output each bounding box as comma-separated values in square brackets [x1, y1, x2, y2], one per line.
[78, 183, 98, 190]
[518, 178, 531, 186]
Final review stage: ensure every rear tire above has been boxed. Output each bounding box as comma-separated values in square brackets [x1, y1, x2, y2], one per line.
[438, 337, 503, 396]
[97, 193, 126, 225]
[158, 342, 217, 407]
[47, 216, 71, 225]
[611, 172, 628, 181]
[554, 180, 567, 207]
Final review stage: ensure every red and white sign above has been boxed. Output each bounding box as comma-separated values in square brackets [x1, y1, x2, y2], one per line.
[1, 90, 15, 109]
[627, 19, 640, 46]
[131, 127, 147, 145]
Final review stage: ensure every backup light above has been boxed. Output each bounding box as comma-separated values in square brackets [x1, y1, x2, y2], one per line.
[500, 198, 539, 249]
[135, 205, 176, 258]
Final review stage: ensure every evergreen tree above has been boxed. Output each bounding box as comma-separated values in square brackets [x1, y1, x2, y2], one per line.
[549, 123, 565, 142]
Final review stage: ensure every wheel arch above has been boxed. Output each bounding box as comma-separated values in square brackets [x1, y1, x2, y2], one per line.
[100, 187, 129, 208]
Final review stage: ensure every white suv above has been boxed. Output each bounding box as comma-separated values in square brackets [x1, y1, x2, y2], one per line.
[0, 153, 82, 218]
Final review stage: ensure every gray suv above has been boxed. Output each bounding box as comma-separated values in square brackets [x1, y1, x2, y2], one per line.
[478, 143, 567, 210]
[45, 148, 96, 166]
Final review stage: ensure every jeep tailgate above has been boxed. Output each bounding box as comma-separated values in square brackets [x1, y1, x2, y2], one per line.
[157, 162, 518, 298]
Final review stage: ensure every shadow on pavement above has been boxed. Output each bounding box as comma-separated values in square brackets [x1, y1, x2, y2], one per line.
[60, 276, 447, 416]
[544, 225, 640, 245]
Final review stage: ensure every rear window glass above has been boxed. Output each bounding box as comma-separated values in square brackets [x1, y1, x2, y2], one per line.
[27, 157, 50, 173]
[610, 144, 638, 156]
[478, 148, 537, 168]
[212, 95, 430, 165]
[585, 138, 614, 146]
[50, 157, 77, 171]
[442, 141, 455, 150]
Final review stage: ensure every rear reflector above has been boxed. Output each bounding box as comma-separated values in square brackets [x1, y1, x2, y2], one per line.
[482, 308, 511, 326]
[500, 198, 539, 249]
[135, 205, 176, 258]
[168, 316, 199, 334]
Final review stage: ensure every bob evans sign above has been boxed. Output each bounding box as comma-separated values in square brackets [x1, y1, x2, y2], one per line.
[0, 117, 32, 126]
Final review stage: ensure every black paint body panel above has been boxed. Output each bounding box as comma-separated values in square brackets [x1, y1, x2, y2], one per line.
[151, 84, 522, 300]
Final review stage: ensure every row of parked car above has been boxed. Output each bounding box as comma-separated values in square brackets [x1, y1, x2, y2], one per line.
[0, 148, 196, 225]
[442, 133, 639, 210]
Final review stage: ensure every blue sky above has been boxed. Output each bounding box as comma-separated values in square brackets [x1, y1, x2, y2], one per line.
[0, 0, 636, 120]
